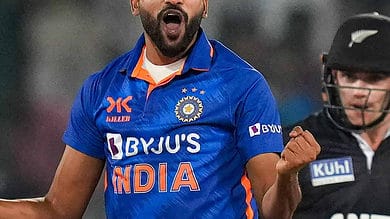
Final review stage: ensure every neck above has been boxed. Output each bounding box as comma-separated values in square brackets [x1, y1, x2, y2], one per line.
[359, 115, 390, 151]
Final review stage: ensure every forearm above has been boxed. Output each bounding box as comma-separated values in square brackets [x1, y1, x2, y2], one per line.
[261, 172, 301, 219]
[0, 197, 60, 219]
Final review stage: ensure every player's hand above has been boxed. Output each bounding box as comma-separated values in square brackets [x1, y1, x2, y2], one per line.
[276, 126, 321, 175]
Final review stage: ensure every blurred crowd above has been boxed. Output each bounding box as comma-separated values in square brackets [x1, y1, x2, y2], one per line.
[1, 0, 389, 218]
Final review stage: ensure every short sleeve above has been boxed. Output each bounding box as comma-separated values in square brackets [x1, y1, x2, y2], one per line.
[236, 76, 283, 162]
[62, 75, 106, 159]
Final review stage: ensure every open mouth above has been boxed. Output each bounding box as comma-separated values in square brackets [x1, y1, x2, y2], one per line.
[161, 9, 184, 38]
[163, 10, 183, 24]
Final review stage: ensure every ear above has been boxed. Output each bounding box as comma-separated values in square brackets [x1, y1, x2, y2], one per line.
[130, 0, 140, 16]
[202, 0, 208, 18]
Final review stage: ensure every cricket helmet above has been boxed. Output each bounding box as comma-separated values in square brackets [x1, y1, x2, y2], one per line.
[322, 12, 390, 131]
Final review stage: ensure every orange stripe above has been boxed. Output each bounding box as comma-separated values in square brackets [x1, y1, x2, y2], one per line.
[131, 47, 185, 99]
[104, 170, 108, 191]
[131, 47, 155, 84]
[241, 174, 254, 219]
[145, 71, 176, 98]
[209, 44, 214, 58]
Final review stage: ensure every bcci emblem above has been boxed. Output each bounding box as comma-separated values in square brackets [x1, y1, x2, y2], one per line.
[175, 96, 203, 122]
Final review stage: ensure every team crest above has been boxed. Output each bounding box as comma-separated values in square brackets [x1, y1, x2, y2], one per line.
[175, 96, 203, 122]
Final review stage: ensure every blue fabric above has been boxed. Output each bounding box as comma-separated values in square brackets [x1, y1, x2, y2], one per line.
[63, 29, 283, 219]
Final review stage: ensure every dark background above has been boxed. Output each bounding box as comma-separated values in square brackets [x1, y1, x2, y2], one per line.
[1, 1, 389, 218]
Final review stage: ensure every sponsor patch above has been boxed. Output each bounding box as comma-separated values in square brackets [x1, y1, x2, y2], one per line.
[107, 133, 124, 160]
[310, 156, 355, 187]
[249, 123, 261, 137]
[105, 96, 133, 123]
[248, 123, 281, 137]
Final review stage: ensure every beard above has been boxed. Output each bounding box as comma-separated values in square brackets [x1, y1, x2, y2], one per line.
[139, 5, 203, 58]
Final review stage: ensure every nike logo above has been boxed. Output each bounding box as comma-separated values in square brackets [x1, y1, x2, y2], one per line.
[348, 29, 378, 47]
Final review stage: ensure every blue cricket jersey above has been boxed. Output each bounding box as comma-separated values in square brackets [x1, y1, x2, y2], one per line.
[63, 29, 283, 219]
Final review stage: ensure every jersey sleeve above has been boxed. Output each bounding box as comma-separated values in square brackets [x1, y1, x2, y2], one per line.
[62, 74, 106, 159]
[236, 75, 283, 162]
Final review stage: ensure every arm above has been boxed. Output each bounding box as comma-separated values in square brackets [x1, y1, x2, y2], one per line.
[247, 126, 320, 219]
[0, 145, 105, 219]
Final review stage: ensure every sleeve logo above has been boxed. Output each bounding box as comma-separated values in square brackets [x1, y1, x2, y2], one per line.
[249, 123, 261, 137]
[248, 123, 282, 137]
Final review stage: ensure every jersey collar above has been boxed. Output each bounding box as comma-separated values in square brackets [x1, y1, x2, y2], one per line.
[122, 28, 213, 77]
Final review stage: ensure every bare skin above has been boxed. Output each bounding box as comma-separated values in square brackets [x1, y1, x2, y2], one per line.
[130, 0, 208, 65]
[0, 146, 105, 218]
[250, 126, 320, 219]
[334, 70, 390, 150]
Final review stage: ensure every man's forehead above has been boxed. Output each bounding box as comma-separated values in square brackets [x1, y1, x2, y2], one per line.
[335, 69, 389, 77]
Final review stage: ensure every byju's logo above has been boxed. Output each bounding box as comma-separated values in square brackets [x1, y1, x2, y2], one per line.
[248, 123, 281, 137]
[249, 123, 261, 137]
[310, 156, 355, 187]
[107, 133, 123, 160]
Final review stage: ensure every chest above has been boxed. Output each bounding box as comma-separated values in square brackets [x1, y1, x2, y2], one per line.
[298, 139, 390, 209]
[93, 72, 248, 166]
[97, 73, 239, 133]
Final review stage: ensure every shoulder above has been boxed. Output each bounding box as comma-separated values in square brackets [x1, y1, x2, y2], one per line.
[84, 47, 138, 88]
[209, 39, 268, 87]
[210, 40, 256, 70]
[77, 50, 136, 107]
[85, 50, 134, 86]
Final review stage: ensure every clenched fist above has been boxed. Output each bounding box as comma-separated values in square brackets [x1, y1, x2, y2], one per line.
[277, 126, 321, 175]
